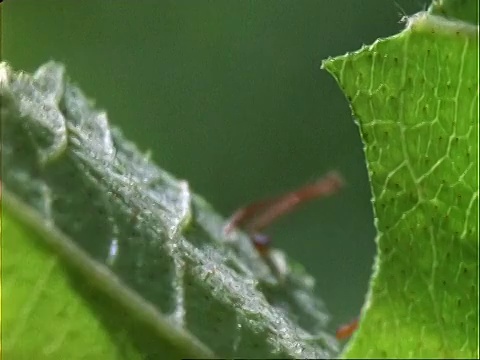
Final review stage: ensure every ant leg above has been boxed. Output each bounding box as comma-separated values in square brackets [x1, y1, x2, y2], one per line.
[223, 199, 273, 235]
[335, 317, 359, 340]
[224, 171, 344, 255]
[249, 171, 344, 232]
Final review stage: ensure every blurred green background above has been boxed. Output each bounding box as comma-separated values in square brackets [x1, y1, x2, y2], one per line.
[3, 0, 421, 327]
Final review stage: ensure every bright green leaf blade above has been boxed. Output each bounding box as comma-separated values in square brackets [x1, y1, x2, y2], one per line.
[1, 62, 338, 358]
[323, 11, 478, 358]
[1, 205, 190, 360]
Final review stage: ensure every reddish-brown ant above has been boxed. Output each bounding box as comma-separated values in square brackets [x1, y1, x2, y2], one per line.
[224, 170, 358, 340]
[224, 170, 344, 255]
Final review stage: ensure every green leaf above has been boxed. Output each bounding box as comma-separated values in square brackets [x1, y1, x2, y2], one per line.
[0, 62, 338, 358]
[430, 0, 479, 25]
[1, 205, 189, 360]
[323, 7, 478, 359]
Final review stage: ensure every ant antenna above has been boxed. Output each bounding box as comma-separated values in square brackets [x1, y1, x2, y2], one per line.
[394, 1, 409, 23]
